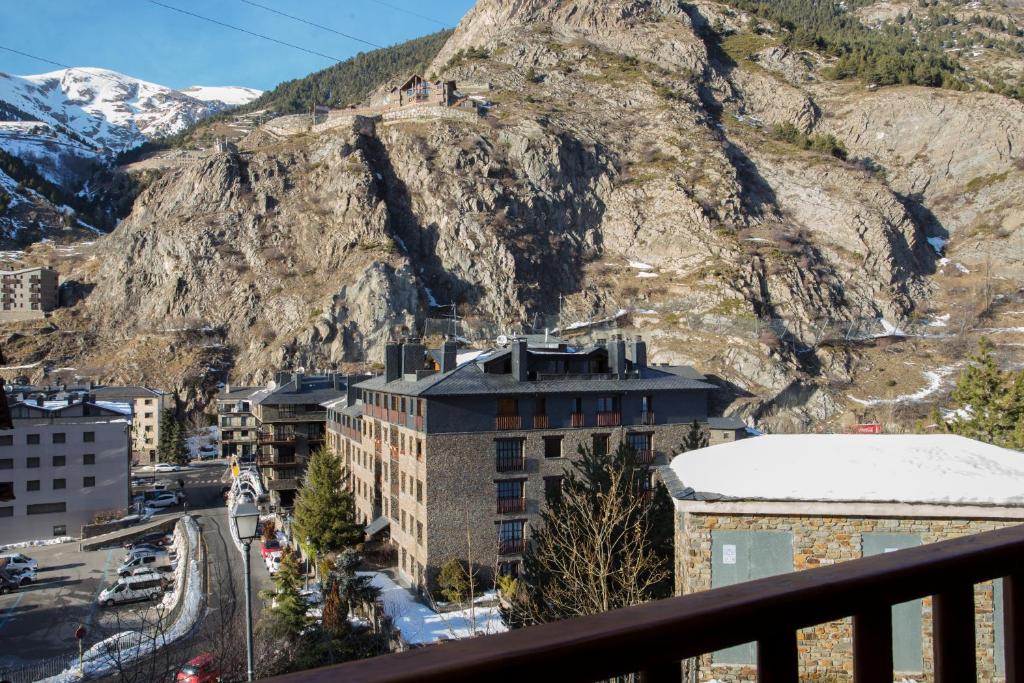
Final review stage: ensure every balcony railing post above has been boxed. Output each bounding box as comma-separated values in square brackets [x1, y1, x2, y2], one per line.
[933, 584, 976, 683]
[852, 607, 893, 683]
[757, 630, 798, 683]
[1005, 573, 1024, 683]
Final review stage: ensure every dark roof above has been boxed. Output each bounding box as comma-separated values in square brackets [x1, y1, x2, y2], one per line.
[341, 403, 363, 419]
[91, 386, 166, 400]
[216, 386, 261, 401]
[251, 375, 345, 406]
[356, 360, 715, 398]
[708, 416, 747, 430]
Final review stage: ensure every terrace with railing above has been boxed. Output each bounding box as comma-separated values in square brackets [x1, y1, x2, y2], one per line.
[265, 523, 1024, 683]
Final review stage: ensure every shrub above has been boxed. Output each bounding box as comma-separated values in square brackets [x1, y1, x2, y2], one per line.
[436, 558, 474, 603]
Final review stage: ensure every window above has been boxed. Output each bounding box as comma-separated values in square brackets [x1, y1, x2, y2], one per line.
[27, 502, 66, 515]
[544, 475, 564, 502]
[0, 506, 12, 517]
[27, 457, 39, 468]
[145, 399, 153, 405]
[53, 456, 66, 467]
[83, 454, 95, 465]
[416, 480, 423, 503]
[145, 412, 153, 419]
[596, 397, 617, 413]
[497, 479, 525, 513]
[416, 521, 423, 545]
[627, 432, 652, 456]
[496, 398, 519, 416]
[84, 431, 95, 443]
[27, 480, 40, 491]
[0, 458, 11, 469]
[0, 481, 12, 501]
[0, 435, 12, 446]
[401, 510, 406, 533]
[53, 525, 67, 536]
[592, 434, 610, 456]
[498, 560, 521, 578]
[543, 436, 563, 459]
[53, 433, 66, 444]
[498, 520, 525, 554]
[572, 397, 583, 413]
[27, 434, 40, 445]
[83, 476, 95, 488]
[495, 438, 524, 472]
[401, 473, 406, 494]
[53, 479, 66, 490]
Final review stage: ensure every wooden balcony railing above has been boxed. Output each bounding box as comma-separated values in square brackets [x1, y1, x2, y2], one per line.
[263, 523, 1024, 683]
[497, 538, 527, 555]
[495, 415, 522, 430]
[634, 448, 655, 465]
[532, 414, 549, 429]
[496, 498, 526, 514]
[495, 454, 525, 473]
[596, 411, 621, 427]
[570, 412, 585, 428]
[257, 431, 296, 445]
[640, 411, 655, 426]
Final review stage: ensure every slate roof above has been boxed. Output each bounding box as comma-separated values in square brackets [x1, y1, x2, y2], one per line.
[707, 416, 747, 430]
[249, 376, 345, 406]
[91, 386, 167, 400]
[216, 386, 261, 401]
[356, 359, 715, 397]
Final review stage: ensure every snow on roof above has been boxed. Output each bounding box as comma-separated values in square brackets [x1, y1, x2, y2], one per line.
[669, 434, 1024, 506]
[94, 401, 133, 416]
[359, 571, 506, 645]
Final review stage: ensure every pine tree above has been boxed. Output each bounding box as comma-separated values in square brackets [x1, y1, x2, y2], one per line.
[266, 552, 310, 638]
[156, 408, 189, 465]
[520, 442, 673, 624]
[332, 549, 379, 615]
[293, 446, 362, 555]
[679, 420, 709, 451]
[935, 337, 1024, 448]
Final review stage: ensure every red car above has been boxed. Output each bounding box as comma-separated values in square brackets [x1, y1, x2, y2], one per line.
[259, 539, 281, 559]
[177, 653, 220, 683]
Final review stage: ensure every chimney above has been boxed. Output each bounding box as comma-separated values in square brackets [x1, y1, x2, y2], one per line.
[609, 334, 627, 379]
[346, 375, 361, 405]
[629, 335, 647, 369]
[225, 382, 232, 394]
[511, 338, 528, 382]
[274, 371, 290, 386]
[441, 339, 458, 373]
[402, 338, 425, 379]
[36, 397, 43, 406]
[385, 343, 402, 383]
[292, 371, 304, 388]
[331, 372, 342, 391]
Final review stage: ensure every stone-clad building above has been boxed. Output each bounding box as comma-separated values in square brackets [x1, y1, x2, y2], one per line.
[662, 434, 1024, 682]
[327, 335, 732, 592]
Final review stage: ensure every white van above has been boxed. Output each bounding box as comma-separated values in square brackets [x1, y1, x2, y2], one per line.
[117, 553, 169, 577]
[98, 577, 164, 606]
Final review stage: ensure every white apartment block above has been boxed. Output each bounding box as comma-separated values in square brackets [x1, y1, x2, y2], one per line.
[0, 398, 132, 544]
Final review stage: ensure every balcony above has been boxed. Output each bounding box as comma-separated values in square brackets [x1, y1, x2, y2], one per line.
[257, 455, 302, 468]
[496, 454, 525, 473]
[258, 430, 297, 445]
[497, 498, 526, 514]
[497, 538, 527, 555]
[267, 478, 299, 491]
[495, 415, 523, 430]
[634, 449, 655, 465]
[570, 412, 585, 428]
[640, 411, 655, 426]
[263, 523, 1024, 683]
[532, 415, 549, 429]
[596, 411, 621, 427]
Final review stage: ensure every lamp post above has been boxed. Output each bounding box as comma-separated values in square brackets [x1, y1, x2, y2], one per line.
[232, 501, 260, 682]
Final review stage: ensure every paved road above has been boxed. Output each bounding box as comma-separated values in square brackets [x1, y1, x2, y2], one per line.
[0, 460, 275, 678]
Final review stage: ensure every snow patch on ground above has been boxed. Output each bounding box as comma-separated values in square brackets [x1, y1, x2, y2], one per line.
[360, 571, 506, 645]
[627, 261, 653, 270]
[637, 271, 658, 278]
[0, 536, 75, 551]
[938, 257, 970, 273]
[847, 365, 958, 406]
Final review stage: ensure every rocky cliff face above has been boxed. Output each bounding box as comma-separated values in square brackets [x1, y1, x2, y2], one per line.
[11, 0, 1024, 430]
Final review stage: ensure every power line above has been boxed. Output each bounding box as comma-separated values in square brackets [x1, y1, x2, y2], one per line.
[237, 0, 384, 50]
[148, 0, 347, 63]
[0, 45, 131, 86]
[363, 0, 451, 28]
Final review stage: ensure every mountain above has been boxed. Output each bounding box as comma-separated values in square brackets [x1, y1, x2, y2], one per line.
[178, 86, 264, 107]
[5, 0, 1023, 431]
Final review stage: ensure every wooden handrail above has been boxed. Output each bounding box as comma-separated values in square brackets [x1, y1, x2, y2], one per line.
[264, 523, 1024, 683]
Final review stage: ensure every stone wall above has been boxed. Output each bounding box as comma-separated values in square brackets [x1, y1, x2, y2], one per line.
[675, 512, 1015, 682]
[381, 105, 480, 124]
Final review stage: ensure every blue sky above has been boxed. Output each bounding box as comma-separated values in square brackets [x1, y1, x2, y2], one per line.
[0, 0, 476, 91]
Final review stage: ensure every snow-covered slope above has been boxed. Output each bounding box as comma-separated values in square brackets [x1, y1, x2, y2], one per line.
[178, 85, 262, 106]
[0, 68, 260, 187]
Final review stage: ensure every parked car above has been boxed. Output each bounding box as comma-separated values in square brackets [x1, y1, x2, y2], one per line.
[124, 543, 164, 555]
[129, 565, 174, 577]
[10, 566, 36, 586]
[118, 552, 170, 577]
[124, 532, 173, 549]
[98, 576, 164, 606]
[259, 539, 281, 559]
[265, 552, 282, 575]
[146, 493, 182, 508]
[0, 554, 38, 572]
[176, 653, 220, 683]
[0, 572, 19, 594]
[154, 463, 180, 473]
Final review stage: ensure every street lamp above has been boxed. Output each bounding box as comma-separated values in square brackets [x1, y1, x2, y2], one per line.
[232, 501, 260, 682]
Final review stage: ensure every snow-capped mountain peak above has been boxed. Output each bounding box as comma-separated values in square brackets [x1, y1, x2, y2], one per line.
[178, 85, 263, 106]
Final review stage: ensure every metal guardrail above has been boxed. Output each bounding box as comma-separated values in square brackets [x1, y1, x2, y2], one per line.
[264, 523, 1024, 683]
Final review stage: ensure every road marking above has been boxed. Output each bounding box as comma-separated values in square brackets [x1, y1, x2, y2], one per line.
[84, 548, 114, 627]
[0, 587, 27, 632]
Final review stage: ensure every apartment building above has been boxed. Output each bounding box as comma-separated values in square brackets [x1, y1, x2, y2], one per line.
[91, 386, 173, 464]
[216, 385, 260, 462]
[0, 266, 59, 320]
[0, 396, 132, 544]
[328, 335, 732, 592]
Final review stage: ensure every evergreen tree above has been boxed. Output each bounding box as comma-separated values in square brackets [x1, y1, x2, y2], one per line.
[293, 446, 362, 555]
[332, 549, 380, 616]
[265, 552, 310, 638]
[520, 442, 673, 624]
[680, 420, 710, 451]
[436, 558, 473, 603]
[933, 337, 1024, 448]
